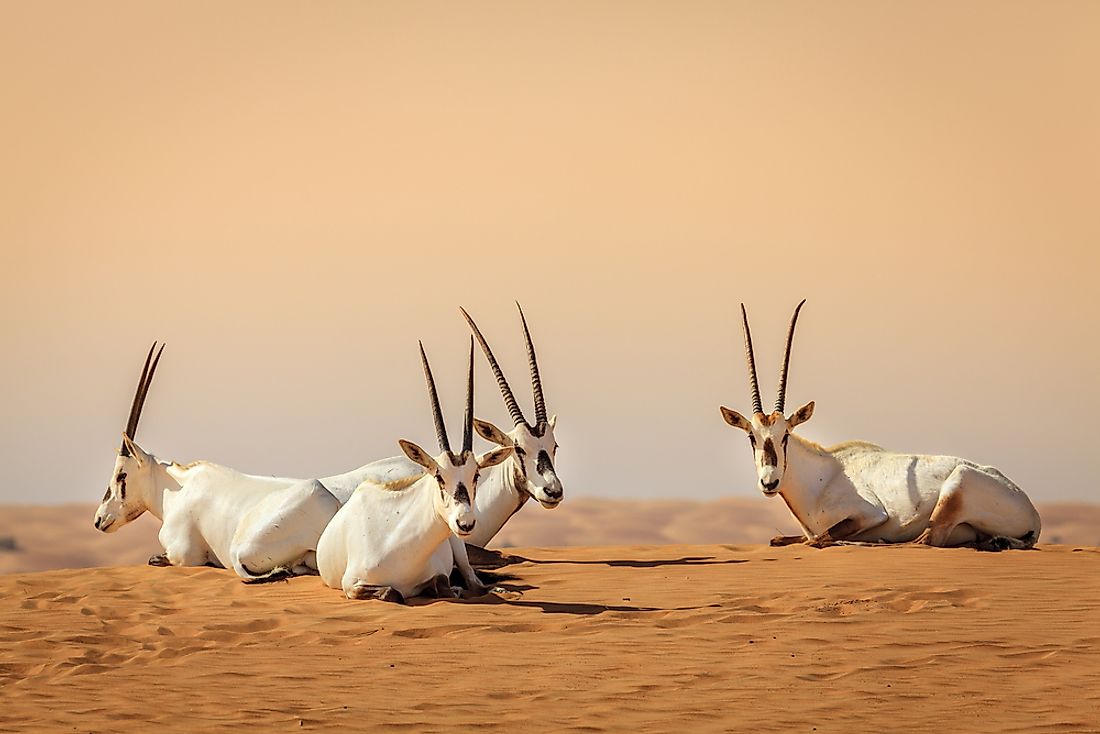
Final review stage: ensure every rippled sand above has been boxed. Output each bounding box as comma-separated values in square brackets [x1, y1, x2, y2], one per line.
[2, 543, 1098, 733]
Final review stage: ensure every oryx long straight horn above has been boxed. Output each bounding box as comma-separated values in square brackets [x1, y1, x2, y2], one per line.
[461, 306, 528, 427]
[516, 302, 547, 426]
[122, 341, 165, 455]
[418, 341, 451, 454]
[740, 304, 764, 416]
[775, 299, 807, 414]
[462, 337, 475, 454]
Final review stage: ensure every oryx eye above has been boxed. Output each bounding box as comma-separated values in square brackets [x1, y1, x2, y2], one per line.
[748, 436, 757, 447]
[434, 473, 443, 485]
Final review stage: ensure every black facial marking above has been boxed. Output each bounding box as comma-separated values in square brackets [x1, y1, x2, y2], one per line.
[455, 484, 470, 505]
[536, 450, 553, 477]
[512, 445, 528, 479]
[117, 472, 127, 500]
[101, 487, 111, 502]
[761, 438, 779, 468]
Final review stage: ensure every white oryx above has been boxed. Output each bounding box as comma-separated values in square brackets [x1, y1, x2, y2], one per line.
[719, 302, 1041, 550]
[350, 303, 565, 589]
[94, 343, 354, 580]
[317, 341, 513, 602]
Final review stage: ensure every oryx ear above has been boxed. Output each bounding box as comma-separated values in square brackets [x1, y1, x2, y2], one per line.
[788, 401, 815, 428]
[548, 414, 557, 430]
[121, 434, 149, 465]
[477, 445, 514, 469]
[473, 418, 510, 447]
[720, 407, 752, 432]
[398, 440, 440, 473]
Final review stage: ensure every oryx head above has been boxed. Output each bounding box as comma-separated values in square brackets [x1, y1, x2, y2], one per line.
[399, 340, 513, 537]
[720, 301, 815, 496]
[461, 304, 563, 508]
[94, 342, 165, 532]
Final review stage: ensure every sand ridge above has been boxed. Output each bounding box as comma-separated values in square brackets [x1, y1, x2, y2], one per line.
[2, 543, 1099, 733]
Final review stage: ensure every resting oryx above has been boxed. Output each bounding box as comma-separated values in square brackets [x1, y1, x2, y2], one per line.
[350, 303, 565, 588]
[93, 343, 343, 579]
[719, 302, 1041, 550]
[317, 341, 513, 602]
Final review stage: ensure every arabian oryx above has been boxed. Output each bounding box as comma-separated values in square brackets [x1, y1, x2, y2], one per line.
[317, 341, 513, 602]
[350, 303, 565, 590]
[719, 302, 1041, 550]
[93, 343, 342, 579]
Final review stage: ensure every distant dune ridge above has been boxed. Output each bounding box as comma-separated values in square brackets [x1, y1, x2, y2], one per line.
[2, 500, 1099, 575]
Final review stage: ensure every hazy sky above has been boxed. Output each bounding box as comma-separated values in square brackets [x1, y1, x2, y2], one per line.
[2, 1, 1097, 508]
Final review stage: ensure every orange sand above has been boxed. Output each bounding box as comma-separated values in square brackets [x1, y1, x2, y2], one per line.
[1, 543, 1098, 733]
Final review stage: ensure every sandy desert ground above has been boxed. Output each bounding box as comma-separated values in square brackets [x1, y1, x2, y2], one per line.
[3, 500, 1100, 574]
[1, 542, 1098, 733]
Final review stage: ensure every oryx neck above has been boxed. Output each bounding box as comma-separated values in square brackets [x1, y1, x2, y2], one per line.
[405, 476, 459, 557]
[778, 435, 841, 504]
[457, 453, 526, 547]
[141, 456, 182, 522]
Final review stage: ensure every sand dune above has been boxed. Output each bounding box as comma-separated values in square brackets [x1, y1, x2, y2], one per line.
[1, 543, 1098, 732]
[2, 500, 1099, 575]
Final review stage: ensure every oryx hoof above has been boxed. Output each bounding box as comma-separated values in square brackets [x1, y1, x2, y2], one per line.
[428, 574, 457, 600]
[770, 535, 807, 547]
[376, 587, 405, 604]
[148, 553, 172, 567]
[348, 583, 405, 604]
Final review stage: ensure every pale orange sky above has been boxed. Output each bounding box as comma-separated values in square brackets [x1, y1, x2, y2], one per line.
[1, 1, 1098, 506]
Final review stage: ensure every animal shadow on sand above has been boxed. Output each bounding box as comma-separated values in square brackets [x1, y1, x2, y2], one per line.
[465, 544, 750, 570]
[429, 545, 731, 617]
[437, 591, 717, 617]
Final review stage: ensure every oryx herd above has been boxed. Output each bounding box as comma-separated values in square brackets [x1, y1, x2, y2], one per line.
[93, 302, 1041, 603]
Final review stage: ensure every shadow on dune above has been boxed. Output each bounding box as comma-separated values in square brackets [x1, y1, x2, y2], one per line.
[511, 555, 750, 568]
[467, 545, 751, 570]
[463, 594, 717, 617]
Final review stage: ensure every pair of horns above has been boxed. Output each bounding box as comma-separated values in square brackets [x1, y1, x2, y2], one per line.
[418, 339, 475, 456]
[121, 342, 165, 455]
[460, 303, 546, 428]
[740, 300, 805, 416]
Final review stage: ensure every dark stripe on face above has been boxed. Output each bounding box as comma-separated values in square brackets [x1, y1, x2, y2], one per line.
[454, 484, 470, 505]
[513, 446, 528, 478]
[536, 450, 553, 477]
[761, 439, 778, 468]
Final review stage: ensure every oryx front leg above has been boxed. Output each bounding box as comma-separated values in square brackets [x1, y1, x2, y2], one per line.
[448, 535, 488, 594]
[808, 508, 889, 548]
[346, 581, 405, 604]
[158, 521, 212, 567]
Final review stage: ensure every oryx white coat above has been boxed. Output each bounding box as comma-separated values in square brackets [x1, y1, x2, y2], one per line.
[720, 303, 1041, 550]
